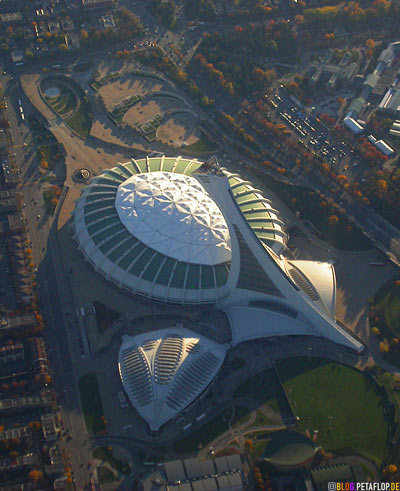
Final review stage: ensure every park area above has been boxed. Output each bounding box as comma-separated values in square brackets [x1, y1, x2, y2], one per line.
[42, 79, 77, 117]
[260, 174, 372, 251]
[78, 372, 107, 435]
[277, 357, 389, 464]
[41, 76, 93, 138]
[369, 277, 400, 367]
[92, 67, 207, 148]
[93, 447, 130, 476]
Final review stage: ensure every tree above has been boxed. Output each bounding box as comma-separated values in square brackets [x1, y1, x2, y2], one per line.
[287, 81, 299, 95]
[380, 341, 389, 353]
[376, 179, 387, 195]
[328, 215, 339, 225]
[6, 26, 13, 37]
[365, 38, 375, 49]
[371, 326, 380, 337]
[29, 469, 43, 482]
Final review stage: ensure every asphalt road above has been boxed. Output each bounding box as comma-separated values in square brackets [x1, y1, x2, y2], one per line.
[4, 75, 94, 488]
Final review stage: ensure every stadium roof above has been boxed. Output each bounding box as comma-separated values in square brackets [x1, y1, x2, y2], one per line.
[118, 327, 226, 430]
[115, 172, 231, 265]
[73, 157, 231, 305]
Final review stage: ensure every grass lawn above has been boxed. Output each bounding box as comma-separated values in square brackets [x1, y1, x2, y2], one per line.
[47, 89, 76, 115]
[97, 466, 115, 484]
[374, 279, 400, 338]
[184, 133, 219, 153]
[42, 76, 93, 138]
[78, 373, 107, 435]
[66, 98, 93, 138]
[93, 447, 130, 475]
[277, 357, 389, 463]
[249, 438, 271, 461]
[42, 189, 57, 215]
[375, 370, 400, 465]
[371, 278, 400, 368]
[259, 175, 372, 251]
[254, 409, 276, 427]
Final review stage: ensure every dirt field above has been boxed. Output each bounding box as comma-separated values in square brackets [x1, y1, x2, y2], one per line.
[157, 113, 201, 146]
[90, 116, 147, 150]
[97, 77, 169, 111]
[123, 95, 192, 125]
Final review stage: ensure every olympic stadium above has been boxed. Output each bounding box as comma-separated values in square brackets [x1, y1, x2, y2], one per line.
[72, 155, 363, 431]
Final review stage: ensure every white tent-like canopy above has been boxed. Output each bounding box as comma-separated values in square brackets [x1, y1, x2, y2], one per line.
[118, 327, 227, 430]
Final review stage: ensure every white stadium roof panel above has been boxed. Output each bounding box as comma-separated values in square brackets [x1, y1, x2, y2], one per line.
[73, 158, 232, 304]
[118, 327, 227, 430]
[115, 172, 231, 265]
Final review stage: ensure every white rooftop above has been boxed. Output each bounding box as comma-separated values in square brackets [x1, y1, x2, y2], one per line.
[118, 327, 227, 430]
[115, 172, 231, 265]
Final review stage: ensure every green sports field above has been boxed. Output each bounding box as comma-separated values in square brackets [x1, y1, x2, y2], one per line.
[277, 357, 389, 463]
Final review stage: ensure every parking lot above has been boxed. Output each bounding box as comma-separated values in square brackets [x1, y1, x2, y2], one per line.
[266, 89, 366, 181]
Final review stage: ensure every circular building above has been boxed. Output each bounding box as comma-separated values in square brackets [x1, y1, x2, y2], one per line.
[72, 156, 285, 305]
[262, 430, 318, 471]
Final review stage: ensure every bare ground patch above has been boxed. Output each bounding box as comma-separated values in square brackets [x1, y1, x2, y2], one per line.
[157, 113, 200, 146]
[97, 77, 168, 111]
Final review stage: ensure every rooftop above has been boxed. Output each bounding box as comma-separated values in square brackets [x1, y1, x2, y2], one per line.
[118, 327, 227, 430]
[115, 172, 231, 266]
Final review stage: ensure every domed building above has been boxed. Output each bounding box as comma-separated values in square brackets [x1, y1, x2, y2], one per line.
[72, 155, 363, 430]
[72, 156, 286, 305]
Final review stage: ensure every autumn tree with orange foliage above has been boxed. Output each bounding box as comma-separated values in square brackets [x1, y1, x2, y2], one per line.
[29, 469, 44, 482]
[328, 215, 339, 225]
[365, 39, 375, 49]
